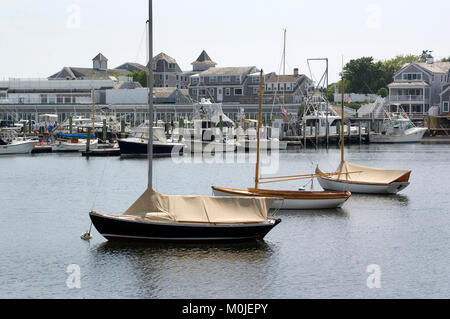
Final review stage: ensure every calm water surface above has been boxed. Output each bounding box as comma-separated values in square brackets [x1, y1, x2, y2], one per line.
[0, 144, 449, 298]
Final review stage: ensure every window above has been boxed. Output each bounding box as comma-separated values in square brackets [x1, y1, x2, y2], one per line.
[225, 88, 231, 96]
[234, 76, 241, 83]
[234, 88, 243, 95]
[191, 77, 198, 84]
[168, 63, 175, 69]
[165, 74, 169, 80]
[209, 76, 217, 83]
[252, 76, 259, 83]
[200, 76, 205, 83]
[444, 102, 449, 113]
[199, 89, 206, 96]
[253, 88, 259, 95]
[402, 73, 422, 81]
[222, 76, 231, 82]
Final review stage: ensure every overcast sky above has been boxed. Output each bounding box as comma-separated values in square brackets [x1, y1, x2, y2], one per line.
[1, 0, 449, 84]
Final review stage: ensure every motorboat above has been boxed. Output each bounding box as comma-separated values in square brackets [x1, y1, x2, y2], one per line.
[0, 129, 36, 155]
[370, 112, 427, 143]
[118, 126, 184, 157]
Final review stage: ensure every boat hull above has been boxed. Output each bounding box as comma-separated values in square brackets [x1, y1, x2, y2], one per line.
[118, 139, 184, 157]
[53, 139, 99, 152]
[89, 212, 280, 243]
[370, 128, 427, 143]
[212, 187, 350, 210]
[184, 140, 237, 153]
[316, 176, 410, 194]
[0, 141, 36, 155]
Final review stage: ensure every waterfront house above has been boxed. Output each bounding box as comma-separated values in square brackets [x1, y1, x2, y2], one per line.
[188, 66, 259, 103]
[151, 53, 190, 89]
[388, 55, 450, 116]
[263, 69, 310, 105]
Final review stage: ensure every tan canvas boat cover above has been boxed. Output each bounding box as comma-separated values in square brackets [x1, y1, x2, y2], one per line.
[321, 161, 410, 185]
[124, 188, 274, 223]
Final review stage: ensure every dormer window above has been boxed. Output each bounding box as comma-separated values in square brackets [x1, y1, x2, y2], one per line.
[168, 63, 175, 69]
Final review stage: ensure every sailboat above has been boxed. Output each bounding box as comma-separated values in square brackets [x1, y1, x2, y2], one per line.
[212, 71, 351, 210]
[88, 0, 281, 242]
[315, 74, 412, 194]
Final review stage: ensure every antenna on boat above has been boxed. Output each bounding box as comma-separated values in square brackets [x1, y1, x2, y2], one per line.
[147, 0, 154, 189]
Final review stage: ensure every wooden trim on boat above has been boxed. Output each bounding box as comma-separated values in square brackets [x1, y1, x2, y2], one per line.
[212, 186, 351, 200]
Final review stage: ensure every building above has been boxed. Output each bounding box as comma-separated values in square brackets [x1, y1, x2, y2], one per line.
[151, 53, 190, 89]
[388, 54, 450, 116]
[189, 66, 259, 103]
[440, 83, 450, 115]
[114, 62, 148, 73]
[263, 69, 310, 104]
[105, 87, 191, 105]
[49, 53, 131, 80]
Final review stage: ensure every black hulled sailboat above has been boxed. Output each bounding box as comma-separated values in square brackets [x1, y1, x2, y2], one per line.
[88, 0, 280, 243]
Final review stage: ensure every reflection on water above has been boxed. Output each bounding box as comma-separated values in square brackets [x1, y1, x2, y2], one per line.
[91, 240, 277, 299]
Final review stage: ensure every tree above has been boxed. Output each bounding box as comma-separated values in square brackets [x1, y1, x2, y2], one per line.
[441, 57, 450, 62]
[128, 70, 149, 87]
[377, 87, 388, 98]
[343, 57, 384, 94]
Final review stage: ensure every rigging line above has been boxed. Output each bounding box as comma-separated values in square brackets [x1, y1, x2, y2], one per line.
[90, 157, 111, 212]
[135, 23, 148, 64]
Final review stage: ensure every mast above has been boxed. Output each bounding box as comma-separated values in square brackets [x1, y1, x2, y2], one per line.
[340, 70, 345, 163]
[255, 70, 264, 190]
[147, 0, 154, 189]
[282, 28, 286, 105]
[91, 89, 96, 136]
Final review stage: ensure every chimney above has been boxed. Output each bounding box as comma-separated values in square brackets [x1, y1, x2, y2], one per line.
[294, 68, 299, 76]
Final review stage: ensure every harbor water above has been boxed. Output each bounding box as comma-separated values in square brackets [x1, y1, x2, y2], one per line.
[0, 143, 449, 298]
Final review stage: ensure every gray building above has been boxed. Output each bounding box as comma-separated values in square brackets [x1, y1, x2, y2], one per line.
[189, 66, 259, 103]
[49, 53, 130, 80]
[151, 53, 190, 89]
[388, 55, 450, 115]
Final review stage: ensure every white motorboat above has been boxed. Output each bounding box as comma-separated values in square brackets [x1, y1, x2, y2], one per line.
[0, 138, 36, 155]
[370, 112, 427, 143]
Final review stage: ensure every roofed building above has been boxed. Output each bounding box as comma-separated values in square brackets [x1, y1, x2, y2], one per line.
[191, 50, 217, 72]
[49, 53, 131, 80]
[388, 53, 450, 116]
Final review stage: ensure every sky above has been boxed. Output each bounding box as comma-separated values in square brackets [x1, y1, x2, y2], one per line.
[0, 0, 449, 84]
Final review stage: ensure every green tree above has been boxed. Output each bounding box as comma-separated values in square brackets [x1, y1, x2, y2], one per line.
[128, 70, 149, 87]
[377, 87, 388, 97]
[343, 57, 384, 94]
[440, 56, 450, 62]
